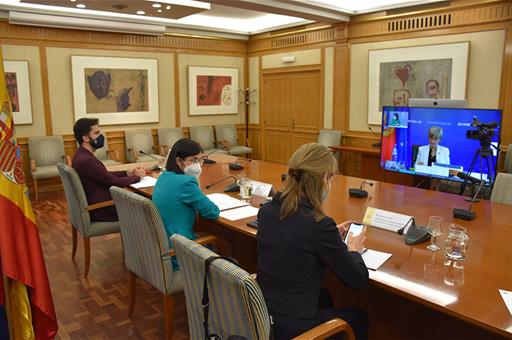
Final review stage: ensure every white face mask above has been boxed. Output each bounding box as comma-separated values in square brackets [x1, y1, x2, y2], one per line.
[184, 162, 202, 178]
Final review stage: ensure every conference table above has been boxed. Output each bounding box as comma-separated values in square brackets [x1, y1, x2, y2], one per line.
[126, 157, 512, 339]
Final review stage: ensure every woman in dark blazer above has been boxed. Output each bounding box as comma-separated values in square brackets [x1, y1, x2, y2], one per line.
[256, 143, 369, 339]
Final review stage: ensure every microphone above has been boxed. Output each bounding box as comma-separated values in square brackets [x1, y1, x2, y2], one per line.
[203, 149, 222, 164]
[396, 217, 431, 245]
[228, 158, 244, 171]
[368, 127, 382, 147]
[348, 181, 373, 198]
[205, 175, 239, 192]
[139, 150, 162, 170]
[453, 180, 485, 221]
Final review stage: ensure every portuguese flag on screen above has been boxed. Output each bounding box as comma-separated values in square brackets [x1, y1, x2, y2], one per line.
[0, 49, 58, 339]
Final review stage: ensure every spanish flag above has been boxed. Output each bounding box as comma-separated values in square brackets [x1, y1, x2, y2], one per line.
[0, 50, 58, 338]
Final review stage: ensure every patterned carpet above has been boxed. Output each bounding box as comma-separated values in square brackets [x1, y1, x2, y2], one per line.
[33, 190, 190, 339]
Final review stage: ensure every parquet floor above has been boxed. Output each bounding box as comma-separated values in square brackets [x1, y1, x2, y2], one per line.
[33, 190, 190, 339]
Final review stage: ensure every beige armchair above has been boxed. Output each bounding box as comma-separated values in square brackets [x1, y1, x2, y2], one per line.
[214, 124, 252, 156]
[124, 129, 164, 163]
[157, 127, 184, 157]
[189, 125, 228, 155]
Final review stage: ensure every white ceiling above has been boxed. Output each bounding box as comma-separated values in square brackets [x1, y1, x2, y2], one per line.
[0, 0, 448, 38]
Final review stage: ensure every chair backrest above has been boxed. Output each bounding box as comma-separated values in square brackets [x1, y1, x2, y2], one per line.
[110, 187, 173, 294]
[189, 126, 216, 150]
[215, 124, 238, 147]
[157, 128, 184, 149]
[172, 234, 271, 340]
[412, 144, 420, 165]
[125, 129, 154, 162]
[317, 129, 342, 148]
[57, 163, 90, 235]
[504, 144, 512, 174]
[490, 172, 512, 204]
[28, 136, 65, 166]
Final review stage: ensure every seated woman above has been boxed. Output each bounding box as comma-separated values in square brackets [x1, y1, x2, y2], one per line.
[415, 126, 450, 166]
[153, 138, 220, 267]
[256, 143, 369, 340]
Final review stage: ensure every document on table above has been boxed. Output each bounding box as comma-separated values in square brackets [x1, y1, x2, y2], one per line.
[207, 193, 248, 211]
[499, 289, 512, 316]
[363, 207, 412, 233]
[131, 176, 157, 189]
[220, 206, 259, 221]
[361, 249, 392, 270]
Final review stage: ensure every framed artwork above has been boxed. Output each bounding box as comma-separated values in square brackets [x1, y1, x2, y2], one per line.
[3, 60, 32, 124]
[368, 42, 469, 125]
[71, 56, 159, 125]
[188, 66, 239, 115]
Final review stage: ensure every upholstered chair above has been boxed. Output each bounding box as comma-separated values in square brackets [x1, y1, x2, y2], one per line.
[124, 129, 164, 163]
[157, 127, 184, 158]
[172, 234, 355, 340]
[504, 144, 512, 174]
[57, 163, 120, 278]
[317, 129, 343, 162]
[491, 172, 512, 204]
[110, 187, 223, 339]
[28, 136, 68, 203]
[214, 124, 253, 156]
[189, 125, 228, 155]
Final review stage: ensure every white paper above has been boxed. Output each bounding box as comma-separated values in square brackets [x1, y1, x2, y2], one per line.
[499, 289, 512, 316]
[207, 193, 248, 211]
[361, 249, 392, 271]
[363, 207, 412, 232]
[131, 176, 157, 189]
[220, 205, 259, 221]
[251, 180, 273, 198]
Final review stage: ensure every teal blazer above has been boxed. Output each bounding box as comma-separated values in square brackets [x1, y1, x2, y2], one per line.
[153, 171, 220, 241]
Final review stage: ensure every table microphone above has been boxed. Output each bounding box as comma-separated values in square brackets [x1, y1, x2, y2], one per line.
[368, 127, 381, 147]
[349, 181, 373, 198]
[139, 150, 162, 170]
[229, 159, 244, 170]
[203, 149, 222, 164]
[205, 175, 239, 192]
[453, 179, 484, 221]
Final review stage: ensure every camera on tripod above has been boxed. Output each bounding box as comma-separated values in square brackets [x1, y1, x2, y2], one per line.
[466, 116, 498, 146]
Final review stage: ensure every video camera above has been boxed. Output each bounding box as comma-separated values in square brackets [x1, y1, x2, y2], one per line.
[466, 116, 498, 147]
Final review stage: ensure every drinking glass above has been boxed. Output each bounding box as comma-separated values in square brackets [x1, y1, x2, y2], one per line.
[426, 216, 444, 251]
[237, 177, 253, 201]
[444, 224, 469, 261]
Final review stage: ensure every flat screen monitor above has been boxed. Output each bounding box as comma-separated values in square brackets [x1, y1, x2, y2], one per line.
[380, 106, 502, 183]
[408, 98, 467, 108]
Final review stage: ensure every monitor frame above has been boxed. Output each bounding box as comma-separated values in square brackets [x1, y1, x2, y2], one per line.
[408, 98, 467, 108]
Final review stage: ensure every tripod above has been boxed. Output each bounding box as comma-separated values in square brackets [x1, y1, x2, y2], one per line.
[459, 144, 497, 196]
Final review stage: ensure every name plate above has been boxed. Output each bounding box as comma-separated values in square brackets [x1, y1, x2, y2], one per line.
[251, 180, 273, 198]
[363, 207, 412, 232]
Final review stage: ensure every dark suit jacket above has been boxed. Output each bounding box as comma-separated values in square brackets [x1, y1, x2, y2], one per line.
[256, 194, 368, 320]
[72, 146, 139, 222]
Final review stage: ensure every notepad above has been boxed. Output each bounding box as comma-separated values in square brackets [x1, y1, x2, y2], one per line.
[499, 289, 512, 316]
[361, 249, 392, 270]
[206, 193, 248, 211]
[220, 206, 259, 221]
[131, 176, 157, 189]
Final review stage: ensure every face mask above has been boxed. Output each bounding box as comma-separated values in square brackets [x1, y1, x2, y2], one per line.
[184, 162, 202, 178]
[90, 134, 105, 149]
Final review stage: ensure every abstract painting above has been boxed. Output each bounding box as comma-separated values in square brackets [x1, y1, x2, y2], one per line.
[368, 42, 469, 125]
[3, 60, 32, 124]
[72, 56, 159, 125]
[188, 66, 238, 115]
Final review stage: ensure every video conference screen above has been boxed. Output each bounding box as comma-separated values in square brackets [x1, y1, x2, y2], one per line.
[380, 106, 502, 183]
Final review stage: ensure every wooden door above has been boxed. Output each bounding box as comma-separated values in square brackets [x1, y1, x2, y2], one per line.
[262, 68, 322, 162]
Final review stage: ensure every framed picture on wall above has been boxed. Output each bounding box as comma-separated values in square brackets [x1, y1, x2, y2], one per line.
[188, 66, 239, 115]
[71, 56, 159, 125]
[3, 60, 33, 125]
[367, 42, 469, 125]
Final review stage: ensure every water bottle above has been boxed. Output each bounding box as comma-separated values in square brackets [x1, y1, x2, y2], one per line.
[392, 144, 398, 163]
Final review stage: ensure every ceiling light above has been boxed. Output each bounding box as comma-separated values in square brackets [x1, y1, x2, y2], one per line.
[70, 0, 76, 2]
[165, 5, 171, 10]
[76, 4, 86, 8]
[152, 3, 161, 8]
[136, 10, 145, 15]
[157, 9, 162, 13]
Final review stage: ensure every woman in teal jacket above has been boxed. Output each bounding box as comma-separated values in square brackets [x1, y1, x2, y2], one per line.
[153, 138, 220, 250]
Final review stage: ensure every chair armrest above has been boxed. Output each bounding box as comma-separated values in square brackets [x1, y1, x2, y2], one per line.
[168, 235, 225, 257]
[127, 148, 139, 161]
[85, 200, 115, 212]
[30, 158, 36, 173]
[65, 155, 72, 166]
[293, 319, 355, 340]
[159, 145, 169, 157]
[107, 150, 120, 161]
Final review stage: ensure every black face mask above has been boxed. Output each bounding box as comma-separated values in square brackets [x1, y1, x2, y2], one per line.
[90, 134, 105, 149]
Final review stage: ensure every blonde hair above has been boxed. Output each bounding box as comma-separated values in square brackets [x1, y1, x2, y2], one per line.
[280, 143, 337, 221]
[428, 126, 443, 140]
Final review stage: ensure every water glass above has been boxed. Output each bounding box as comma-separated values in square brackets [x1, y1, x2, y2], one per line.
[444, 224, 469, 261]
[426, 216, 444, 251]
[237, 177, 253, 201]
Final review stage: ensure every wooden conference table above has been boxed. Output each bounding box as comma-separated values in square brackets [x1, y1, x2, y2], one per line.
[126, 158, 512, 339]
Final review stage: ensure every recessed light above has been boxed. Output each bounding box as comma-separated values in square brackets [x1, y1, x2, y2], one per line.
[165, 5, 171, 10]
[76, 3, 86, 8]
[157, 9, 162, 13]
[70, 0, 76, 2]
[152, 3, 161, 8]
[136, 10, 145, 15]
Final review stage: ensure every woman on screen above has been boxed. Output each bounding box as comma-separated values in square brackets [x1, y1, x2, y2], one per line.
[256, 143, 369, 339]
[415, 126, 450, 166]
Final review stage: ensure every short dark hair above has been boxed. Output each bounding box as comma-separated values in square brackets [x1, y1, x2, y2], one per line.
[73, 118, 99, 145]
[166, 138, 203, 173]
